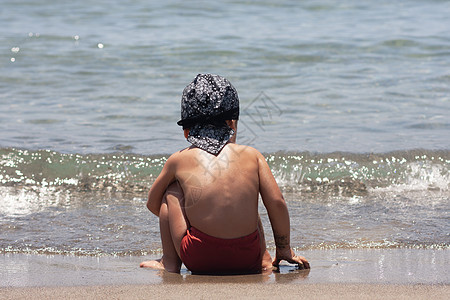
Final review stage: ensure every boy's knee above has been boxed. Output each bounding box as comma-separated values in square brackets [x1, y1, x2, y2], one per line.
[164, 181, 184, 204]
[158, 199, 169, 220]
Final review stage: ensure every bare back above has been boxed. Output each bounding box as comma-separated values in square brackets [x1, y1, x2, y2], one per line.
[174, 144, 260, 239]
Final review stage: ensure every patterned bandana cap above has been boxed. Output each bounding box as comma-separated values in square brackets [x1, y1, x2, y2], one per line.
[177, 74, 240, 155]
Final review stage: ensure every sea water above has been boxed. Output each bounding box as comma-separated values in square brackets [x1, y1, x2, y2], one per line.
[0, 1, 449, 258]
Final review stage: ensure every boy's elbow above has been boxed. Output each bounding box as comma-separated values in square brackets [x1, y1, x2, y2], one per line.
[146, 190, 160, 217]
[274, 197, 288, 209]
[265, 196, 288, 211]
[146, 200, 152, 211]
[146, 198, 160, 216]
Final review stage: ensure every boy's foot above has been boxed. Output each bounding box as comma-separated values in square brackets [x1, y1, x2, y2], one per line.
[140, 258, 164, 270]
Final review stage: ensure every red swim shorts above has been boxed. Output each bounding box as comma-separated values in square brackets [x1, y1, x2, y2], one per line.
[180, 227, 262, 275]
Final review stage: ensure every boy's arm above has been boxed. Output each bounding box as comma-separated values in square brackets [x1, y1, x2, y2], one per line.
[146, 154, 177, 216]
[257, 151, 310, 270]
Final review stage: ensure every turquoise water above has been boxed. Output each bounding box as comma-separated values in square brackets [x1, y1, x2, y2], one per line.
[0, 0, 449, 256]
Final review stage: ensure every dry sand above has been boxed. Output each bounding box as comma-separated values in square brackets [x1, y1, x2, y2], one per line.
[1, 283, 449, 300]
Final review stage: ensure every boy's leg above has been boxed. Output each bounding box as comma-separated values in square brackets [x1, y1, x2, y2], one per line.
[258, 216, 273, 273]
[140, 182, 189, 272]
[164, 181, 190, 259]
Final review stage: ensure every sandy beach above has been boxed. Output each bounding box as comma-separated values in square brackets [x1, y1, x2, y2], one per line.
[1, 249, 449, 299]
[1, 283, 449, 300]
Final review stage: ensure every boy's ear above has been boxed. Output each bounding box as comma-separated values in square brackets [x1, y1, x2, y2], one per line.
[184, 129, 190, 139]
[226, 120, 237, 130]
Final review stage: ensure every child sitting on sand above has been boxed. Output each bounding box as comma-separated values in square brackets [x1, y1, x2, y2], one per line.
[140, 74, 309, 274]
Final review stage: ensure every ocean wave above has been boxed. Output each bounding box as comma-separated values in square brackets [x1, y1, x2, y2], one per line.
[1, 148, 448, 198]
[1, 148, 448, 256]
[267, 150, 449, 197]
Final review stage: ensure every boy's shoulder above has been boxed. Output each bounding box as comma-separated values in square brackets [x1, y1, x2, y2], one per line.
[166, 147, 192, 161]
[168, 144, 264, 160]
[166, 144, 268, 168]
[226, 143, 262, 156]
[220, 144, 267, 165]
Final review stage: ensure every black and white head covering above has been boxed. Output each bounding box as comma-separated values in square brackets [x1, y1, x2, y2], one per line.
[177, 74, 239, 155]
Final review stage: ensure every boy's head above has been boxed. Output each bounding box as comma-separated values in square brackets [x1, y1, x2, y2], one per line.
[177, 74, 239, 155]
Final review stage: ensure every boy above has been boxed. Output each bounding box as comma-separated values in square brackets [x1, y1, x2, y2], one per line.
[140, 74, 309, 274]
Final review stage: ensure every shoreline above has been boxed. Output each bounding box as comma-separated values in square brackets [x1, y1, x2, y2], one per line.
[1, 249, 449, 299]
[1, 249, 448, 287]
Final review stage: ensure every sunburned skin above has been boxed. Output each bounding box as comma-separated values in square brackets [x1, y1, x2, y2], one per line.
[140, 120, 310, 274]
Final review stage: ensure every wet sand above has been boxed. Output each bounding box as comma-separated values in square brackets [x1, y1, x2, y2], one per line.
[1, 249, 449, 299]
